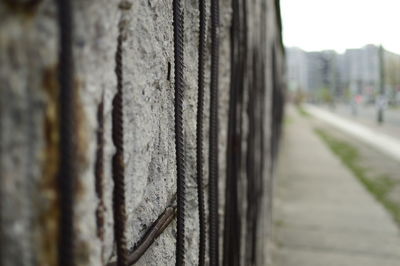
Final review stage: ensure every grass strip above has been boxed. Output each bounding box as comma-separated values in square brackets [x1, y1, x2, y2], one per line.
[315, 128, 400, 225]
[296, 105, 311, 118]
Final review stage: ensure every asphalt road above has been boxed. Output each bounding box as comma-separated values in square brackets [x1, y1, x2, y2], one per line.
[305, 105, 400, 162]
[334, 104, 400, 128]
[312, 103, 400, 140]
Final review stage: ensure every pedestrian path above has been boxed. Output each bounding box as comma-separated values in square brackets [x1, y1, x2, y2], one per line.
[271, 106, 400, 266]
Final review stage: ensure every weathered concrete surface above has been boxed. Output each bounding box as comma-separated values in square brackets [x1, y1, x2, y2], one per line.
[271, 106, 400, 266]
[0, 0, 283, 265]
[0, 2, 60, 265]
[0, 0, 228, 264]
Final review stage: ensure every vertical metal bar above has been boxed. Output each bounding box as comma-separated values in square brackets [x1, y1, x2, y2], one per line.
[378, 45, 385, 123]
[209, 0, 220, 265]
[172, 0, 186, 265]
[56, 0, 75, 265]
[95, 97, 105, 264]
[223, 0, 242, 264]
[196, 0, 207, 264]
[112, 31, 129, 266]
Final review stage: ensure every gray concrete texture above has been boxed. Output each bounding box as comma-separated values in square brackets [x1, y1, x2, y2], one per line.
[0, 0, 283, 265]
[271, 107, 400, 266]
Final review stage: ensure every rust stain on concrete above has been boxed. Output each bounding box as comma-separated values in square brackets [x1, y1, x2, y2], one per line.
[39, 64, 60, 266]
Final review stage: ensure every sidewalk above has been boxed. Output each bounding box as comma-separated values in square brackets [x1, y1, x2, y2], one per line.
[271, 107, 400, 266]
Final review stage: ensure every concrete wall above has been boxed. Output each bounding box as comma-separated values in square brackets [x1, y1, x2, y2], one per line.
[0, 0, 284, 265]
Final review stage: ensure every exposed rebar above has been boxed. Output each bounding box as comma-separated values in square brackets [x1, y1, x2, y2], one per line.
[209, 0, 220, 265]
[112, 32, 129, 266]
[56, 0, 76, 265]
[95, 97, 105, 263]
[172, 0, 186, 265]
[223, 0, 243, 264]
[196, 0, 207, 264]
[106, 207, 176, 266]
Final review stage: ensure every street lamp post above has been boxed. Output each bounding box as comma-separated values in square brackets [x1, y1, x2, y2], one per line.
[377, 45, 385, 124]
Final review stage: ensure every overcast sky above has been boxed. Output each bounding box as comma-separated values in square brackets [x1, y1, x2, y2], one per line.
[281, 0, 400, 54]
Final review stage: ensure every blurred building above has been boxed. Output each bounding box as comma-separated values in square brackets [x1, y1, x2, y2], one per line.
[287, 47, 308, 92]
[341, 45, 380, 102]
[286, 45, 400, 105]
[307, 50, 338, 94]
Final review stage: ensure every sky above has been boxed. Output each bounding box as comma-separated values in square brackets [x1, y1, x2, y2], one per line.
[281, 0, 400, 54]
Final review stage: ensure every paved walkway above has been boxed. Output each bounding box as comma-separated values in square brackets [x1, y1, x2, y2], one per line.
[271, 107, 400, 266]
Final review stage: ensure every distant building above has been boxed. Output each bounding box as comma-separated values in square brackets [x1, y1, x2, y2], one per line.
[341, 45, 379, 101]
[286, 47, 308, 92]
[383, 49, 400, 104]
[286, 45, 400, 104]
[306, 50, 337, 94]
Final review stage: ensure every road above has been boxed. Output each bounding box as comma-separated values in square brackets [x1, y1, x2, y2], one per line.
[336, 104, 400, 127]
[321, 103, 400, 139]
[305, 104, 400, 162]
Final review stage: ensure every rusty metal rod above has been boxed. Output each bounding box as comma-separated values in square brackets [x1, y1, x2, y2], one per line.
[107, 207, 176, 266]
[56, 0, 76, 265]
[196, 0, 207, 263]
[172, 0, 187, 264]
[209, 0, 220, 265]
